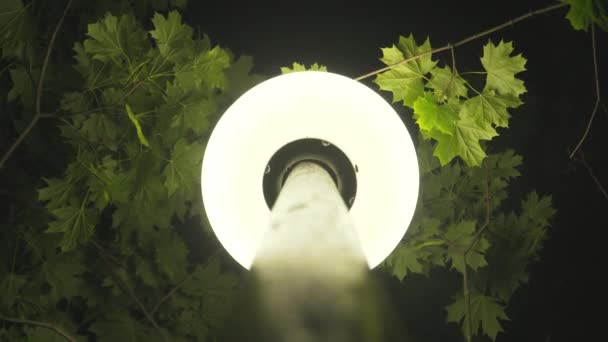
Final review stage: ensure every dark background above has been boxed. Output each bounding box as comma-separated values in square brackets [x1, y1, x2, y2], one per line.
[182, 1, 607, 341]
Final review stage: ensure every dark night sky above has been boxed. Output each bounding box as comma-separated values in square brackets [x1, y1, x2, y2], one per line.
[183, 1, 608, 341]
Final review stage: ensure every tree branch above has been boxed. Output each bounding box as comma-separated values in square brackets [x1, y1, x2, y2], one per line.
[569, 24, 601, 158]
[150, 248, 221, 316]
[91, 241, 167, 342]
[150, 273, 194, 316]
[574, 149, 608, 202]
[0, 0, 73, 169]
[0, 314, 77, 342]
[355, 2, 567, 81]
[463, 164, 492, 342]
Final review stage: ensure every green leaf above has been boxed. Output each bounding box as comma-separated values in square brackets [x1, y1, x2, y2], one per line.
[432, 116, 498, 166]
[155, 228, 188, 282]
[460, 89, 522, 128]
[189, 46, 230, 89]
[446, 293, 509, 340]
[43, 251, 87, 300]
[134, 256, 159, 287]
[7, 65, 37, 109]
[445, 220, 490, 273]
[374, 66, 425, 107]
[39, 177, 75, 210]
[428, 65, 468, 102]
[150, 10, 193, 63]
[280, 62, 327, 73]
[224, 55, 265, 99]
[563, 0, 608, 31]
[382, 34, 437, 75]
[384, 243, 424, 280]
[90, 311, 158, 342]
[0, 0, 36, 60]
[181, 257, 239, 297]
[125, 103, 150, 147]
[83, 13, 148, 64]
[374, 34, 437, 107]
[80, 112, 120, 148]
[46, 202, 99, 251]
[162, 138, 203, 196]
[0, 273, 27, 310]
[413, 93, 457, 135]
[480, 40, 526, 96]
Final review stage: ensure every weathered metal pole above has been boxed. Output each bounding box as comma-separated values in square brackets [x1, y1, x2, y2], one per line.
[252, 161, 371, 342]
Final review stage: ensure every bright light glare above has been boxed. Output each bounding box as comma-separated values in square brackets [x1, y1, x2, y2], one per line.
[201, 71, 419, 269]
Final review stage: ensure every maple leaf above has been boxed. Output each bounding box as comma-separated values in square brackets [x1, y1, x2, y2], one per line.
[162, 138, 204, 197]
[460, 89, 522, 128]
[46, 203, 100, 251]
[413, 93, 457, 135]
[563, 0, 608, 31]
[83, 13, 148, 64]
[374, 67, 425, 107]
[80, 112, 120, 149]
[155, 228, 188, 282]
[374, 34, 437, 107]
[416, 136, 441, 174]
[224, 55, 265, 99]
[90, 310, 158, 342]
[181, 257, 239, 297]
[150, 10, 193, 63]
[43, 251, 87, 300]
[445, 220, 490, 273]
[383, 34, 437, 75]
[0, 0, 36, 60]
[428, 65, 468, 102]
[432, 116, 498, 166]
[39, 178, 75, 210]
[0, 273, 26, 310]
[481, 40, 526, 96]
[384, 243, 424, 280]
[7, 65, 38, 110]
[446, 292, 509, 340]
[134, 255, 159, 287]
[280, 62, 327, 73]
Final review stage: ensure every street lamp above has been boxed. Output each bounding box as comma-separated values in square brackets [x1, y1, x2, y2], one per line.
[201, 71, 419, 271]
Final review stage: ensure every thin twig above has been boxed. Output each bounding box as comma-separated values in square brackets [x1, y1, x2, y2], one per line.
[575, 150, 608, 202]
[0, 0, 73, 169]
[463, 165, 492, 341]
[355, 2, 567, 81]
[92, 241, 167, 342]
[151, 273, 194, 315]
[0, 314, 77, 342]
[570, 24, 601, 158]
[150, 248, 222, 315]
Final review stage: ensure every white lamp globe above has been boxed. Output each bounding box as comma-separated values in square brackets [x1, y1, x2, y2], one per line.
[201, 71, 419, 270]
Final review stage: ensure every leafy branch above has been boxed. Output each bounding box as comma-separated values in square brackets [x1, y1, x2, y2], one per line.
[355, 2, 567, 81]
[0, 314, 77, 342]
[91, 241, 167, 342]
[463, 164, 492, 342]
[0, 0, 73, 169]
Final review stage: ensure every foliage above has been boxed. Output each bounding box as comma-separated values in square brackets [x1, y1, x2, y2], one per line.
[0, 1, 576, 342]
[0, 1, 259, 340]
[375, 35, 526, 166]
[562, 0, 608, 31]
[280, 62, 327, 74]
[382, 139, 555, 340]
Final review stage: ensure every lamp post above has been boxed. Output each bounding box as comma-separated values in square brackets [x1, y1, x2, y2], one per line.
[201, 71, 419, 341]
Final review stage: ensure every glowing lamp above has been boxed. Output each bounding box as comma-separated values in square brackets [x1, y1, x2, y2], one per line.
[201, 71, 419, 270]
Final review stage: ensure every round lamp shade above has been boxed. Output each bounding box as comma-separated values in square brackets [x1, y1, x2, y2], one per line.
[201, 71, 419, 270]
